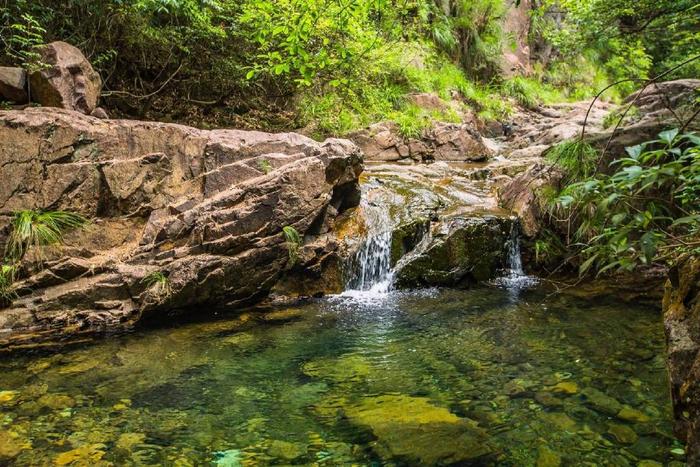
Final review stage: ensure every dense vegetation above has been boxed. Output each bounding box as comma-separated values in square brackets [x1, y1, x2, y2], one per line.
[2, 0, 697, 134]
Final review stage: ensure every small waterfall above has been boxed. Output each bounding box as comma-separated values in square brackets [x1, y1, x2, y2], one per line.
[344, 203, 394, 296]
[495, 219, 537, 291]
[505, 221, 525, 277]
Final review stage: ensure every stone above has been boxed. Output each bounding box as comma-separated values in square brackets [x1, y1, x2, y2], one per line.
[636, 461, 662, 467]
[536, 445, 561, 467]
[261, 308, 304, 323]
[0, 67, 28, 103]
[54, 444, 106, 465]
[0, 108, 362, 349]
[302, 355, 372, 383]
[394, 215, 513, 287]
[535, 391, 564, 407]
[90, 107, 109, 119]
[540, 412, 576, 431]
[267, 440, 306, 461]
[116, 432, 145, 451]
[607, 423, 639, 445]
[0, 430, 31, 459]
[349, 120, 492, 164]
[29, 41, 102, 114]
[342, 394, 493, 464]
[0, 390, 18, 404]
[617, 406, 651, 423]
[551, 381, 579, 395]
[580, 387, 623, 416]
[38, 393, 75, 410]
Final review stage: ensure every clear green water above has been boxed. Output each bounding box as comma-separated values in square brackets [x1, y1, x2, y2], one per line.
[0, 286, 680, 466]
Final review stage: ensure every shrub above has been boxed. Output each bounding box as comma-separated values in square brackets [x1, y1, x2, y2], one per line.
[6, 210, 88, 263]
[282, 226, 302, 266]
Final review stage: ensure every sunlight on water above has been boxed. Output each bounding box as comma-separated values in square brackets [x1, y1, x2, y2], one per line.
[0, 286, 678, 466]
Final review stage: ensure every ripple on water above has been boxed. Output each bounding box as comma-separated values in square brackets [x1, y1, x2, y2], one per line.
[0, 285, 682, 465]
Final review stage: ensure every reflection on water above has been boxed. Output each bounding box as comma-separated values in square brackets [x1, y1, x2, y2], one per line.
[0, 286, 682, 466]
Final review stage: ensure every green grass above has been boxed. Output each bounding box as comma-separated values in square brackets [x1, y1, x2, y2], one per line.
[283, 226, 302, 266]
[0, 264, 17, 306]
[6, 210, 88, 262]
[142, 271, 172, 299]
[545, 140, 599, 181]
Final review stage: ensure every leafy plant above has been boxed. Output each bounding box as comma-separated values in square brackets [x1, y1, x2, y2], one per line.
[142, 271, 172, 300]
[6, 210, 88, 263]
[0, 264, 17, 306]
[546, 140, 599, 182]
[553, 129, 700, 275]
[257, 159, 273, 174]
[282, 226, 302, 266]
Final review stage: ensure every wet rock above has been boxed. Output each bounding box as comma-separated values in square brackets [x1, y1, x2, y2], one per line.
[302, 355, 372, 383]
[37, 393, 75, 410]
[536, 445, 561, 467]
[342, 394, 493, 464]
[617, 406, 650, 423]
[267, 440, 306, 461]
[607, 423, 639, 445]
[0, 67, 28, 104]
[0, 429, 31, 460]
[29, 42, 102, 114]
[261, 308, 304, 323]
[535, 391, 564, 407]
[504, 378, 536, 397]
[540, 412, 576, 431]
[636, 460, 662, 467]
[394, 215, 512, 288]
[390, 218, 430, 266]
[550, 381, 579, 395]
[0, 390, 18, 404]
[54, 443, 107, 465]
[581, 387, 623, 416]
[0, 108, 363, 349]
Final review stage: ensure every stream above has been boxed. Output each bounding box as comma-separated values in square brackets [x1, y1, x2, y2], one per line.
[0, 162, 680, 466]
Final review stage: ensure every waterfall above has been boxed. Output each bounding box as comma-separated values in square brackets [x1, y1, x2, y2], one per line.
[505, 221, 525, 277]
[343, 203, 394, 296]
[494, 219, 537, 291]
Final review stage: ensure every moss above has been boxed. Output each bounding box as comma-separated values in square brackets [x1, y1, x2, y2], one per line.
[390, 218, 430, 266]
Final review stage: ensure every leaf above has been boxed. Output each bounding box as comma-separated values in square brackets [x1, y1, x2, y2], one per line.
[624, 144, 644, 159]
[671, 215, 700, 227]
[579, 254, 599, 276]
[640, 231, 657, 263]
[658, 128, 679, 145]
[245, 70, 255, 80]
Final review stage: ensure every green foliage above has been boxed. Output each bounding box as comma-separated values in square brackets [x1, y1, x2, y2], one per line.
[6, 210, 88, 263]
[602, 106, 642, 130]
[142, 271, 172, 299]
[554, 130, 700, 275]
[257, 159, 273, 174]
[1, 12, 47, 73]
[545, 140, 599, 181]
[282, 226, 302, 266]
[0, 264, 17, 306]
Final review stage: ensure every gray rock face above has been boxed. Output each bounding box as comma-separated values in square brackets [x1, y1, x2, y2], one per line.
[0, 108, 363, 349]
[29, 41, 103, 114]
[0, 67, 28, 104]
[350, 121, 492, 163]
[664, 255, 700, 465]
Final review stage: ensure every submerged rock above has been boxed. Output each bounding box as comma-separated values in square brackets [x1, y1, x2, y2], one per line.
[342, 394, 493, 464]
[0, 429, 31, 460]
[580, 387, 623, 416]
[394, 215, 512, 288]
[0, 108, 362, 349]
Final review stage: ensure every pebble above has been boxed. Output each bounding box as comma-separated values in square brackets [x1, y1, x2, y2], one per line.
[607, 423, 639, 445]
[617, 406, 650, 423]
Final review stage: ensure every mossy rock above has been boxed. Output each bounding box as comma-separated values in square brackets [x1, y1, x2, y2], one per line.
[390, 218, 430, 266]
[342, 394, 494, 464]
[394, 215, 512, 288]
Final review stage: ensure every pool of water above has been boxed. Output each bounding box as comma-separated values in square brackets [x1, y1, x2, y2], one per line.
[0, 285, 681, 466]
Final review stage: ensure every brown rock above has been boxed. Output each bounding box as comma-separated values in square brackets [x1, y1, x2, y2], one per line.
[664, 254, 700, 465]
[0, 108, 363, 349]
[0, 67, 28, 104]
[90, 107, 109, 119]
[29, 41, 102, 114]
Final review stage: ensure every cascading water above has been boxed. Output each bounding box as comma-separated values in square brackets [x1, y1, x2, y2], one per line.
[343, 202, 394, 296]
[495, 219, 538, 291]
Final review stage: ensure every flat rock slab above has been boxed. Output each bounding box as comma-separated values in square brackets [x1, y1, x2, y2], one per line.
[343, 394, 493, 464]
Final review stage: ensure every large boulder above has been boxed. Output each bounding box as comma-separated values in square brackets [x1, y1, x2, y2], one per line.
[0, 67, 28, 104]
[350, 121, 492, 163]
[29, 41, 102, 114]
[394, 215, 513, 288]
[664, 255, 700, 464]
[0, 108, 363, 349]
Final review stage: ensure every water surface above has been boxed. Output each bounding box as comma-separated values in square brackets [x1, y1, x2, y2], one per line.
[0, 286, 680, 465]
